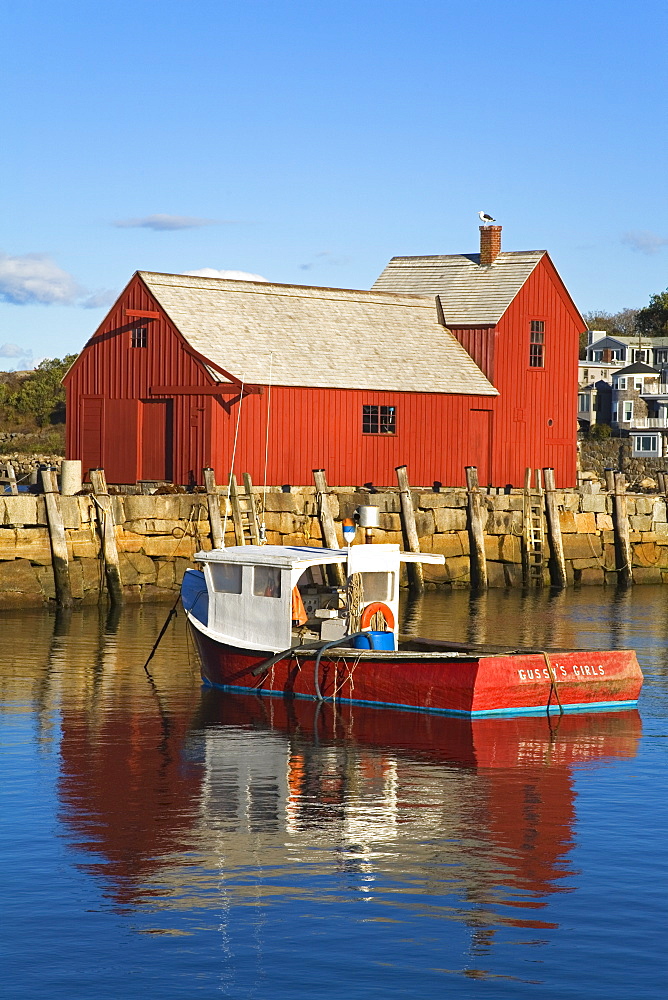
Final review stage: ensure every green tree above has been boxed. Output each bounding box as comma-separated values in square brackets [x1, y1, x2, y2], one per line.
[9, 355, 77, 427]
[636, 290, 668, 338]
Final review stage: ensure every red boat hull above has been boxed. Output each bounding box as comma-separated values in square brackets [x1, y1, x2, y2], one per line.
[189, 626, 643, 717]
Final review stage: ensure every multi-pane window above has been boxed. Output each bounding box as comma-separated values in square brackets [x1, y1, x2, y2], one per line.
[529, 321, 545, 367]
[131, 326, 148, 348]
[362, 405, 396, 435]
[623, 401, 634, 422]
[578, 393, 589, 412]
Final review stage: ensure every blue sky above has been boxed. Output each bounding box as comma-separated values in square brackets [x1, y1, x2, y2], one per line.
[1, 0, 666, 370]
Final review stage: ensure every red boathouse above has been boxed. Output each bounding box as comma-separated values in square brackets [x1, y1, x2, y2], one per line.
[64, 274, 496, 487]
[64, 226, 585, 487]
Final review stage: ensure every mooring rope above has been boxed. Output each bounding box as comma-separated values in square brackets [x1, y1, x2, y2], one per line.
[543, 651, 564, 715]
[222, 376, 245, 543]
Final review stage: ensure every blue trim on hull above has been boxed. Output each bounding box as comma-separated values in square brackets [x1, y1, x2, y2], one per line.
[200, 678, 638, 718]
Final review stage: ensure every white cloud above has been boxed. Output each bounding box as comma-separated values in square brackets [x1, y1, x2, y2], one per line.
[0, 342, 28, 358]
[0, 342, 33, 371]
[621, 230, 668, 255]
[0, 252, 82, 305]
[114, 214, 219, 231]
[81, 289, 118, 309]
[183, 268, 267, 282]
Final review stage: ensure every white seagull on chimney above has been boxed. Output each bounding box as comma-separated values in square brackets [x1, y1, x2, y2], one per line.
[479, 211, 496, 224]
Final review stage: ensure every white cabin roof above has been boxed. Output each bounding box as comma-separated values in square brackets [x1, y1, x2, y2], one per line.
[195, 545, 349, 569]
[195, 544, 445, 568]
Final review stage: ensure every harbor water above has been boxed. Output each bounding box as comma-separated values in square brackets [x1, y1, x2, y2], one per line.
[1, 588, 666, 999]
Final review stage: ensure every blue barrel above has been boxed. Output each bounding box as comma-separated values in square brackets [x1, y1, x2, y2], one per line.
[352, 630, 396, 651]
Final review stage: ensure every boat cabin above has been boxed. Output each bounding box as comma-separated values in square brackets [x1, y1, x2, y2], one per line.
[192, 544, 444, 653]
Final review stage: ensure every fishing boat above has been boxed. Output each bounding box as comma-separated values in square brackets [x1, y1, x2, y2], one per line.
[182, 542, 643, 718]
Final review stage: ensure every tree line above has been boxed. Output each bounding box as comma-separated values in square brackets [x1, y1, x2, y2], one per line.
[0, 355, 77, 429]
[582, 288, 668, 357]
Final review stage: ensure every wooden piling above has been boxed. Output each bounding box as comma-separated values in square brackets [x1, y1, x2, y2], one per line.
[465, 466, 488, 590]
[41, 468, 72, 607]
[90, 468, 124, 605]
[612, 472, 633, 587]
[395, 465, 424, 593]
[543, 467, 567, 589]
[313, 469, 345, 586]
[203, 467, 224, 549]
[604, 468, 615, 493]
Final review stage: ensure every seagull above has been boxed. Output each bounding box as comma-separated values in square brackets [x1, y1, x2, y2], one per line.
[479, 211, 496, 224]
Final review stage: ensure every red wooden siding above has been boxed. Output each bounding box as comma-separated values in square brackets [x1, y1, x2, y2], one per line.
[209, 387, 494, 488]
[65, 275, 216, 484]
[449, 327, 496, 382]
[491, 256, 581, 488]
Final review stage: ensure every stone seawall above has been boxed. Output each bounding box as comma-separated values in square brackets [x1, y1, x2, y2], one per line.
[2, 482, 668, 607]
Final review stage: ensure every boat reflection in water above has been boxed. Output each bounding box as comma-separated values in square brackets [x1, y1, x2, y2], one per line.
[190, 693, 641, 928]
[58, 677, 641, 948]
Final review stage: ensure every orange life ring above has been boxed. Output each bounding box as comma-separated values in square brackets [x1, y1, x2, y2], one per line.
[360, 601, 395, 631]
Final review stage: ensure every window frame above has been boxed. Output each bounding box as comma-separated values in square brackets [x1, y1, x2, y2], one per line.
[623, 400, 634, 422]
[131, 326, 148, 348]
[529, 320, 545, 369]
[362, 404, 397, 436]
[632, 434, 660, 457]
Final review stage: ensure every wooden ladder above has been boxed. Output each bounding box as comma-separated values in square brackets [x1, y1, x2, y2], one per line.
[229, 473, 261, 545]
[523, 468, 545, 587]
[1, 462, 19, 495]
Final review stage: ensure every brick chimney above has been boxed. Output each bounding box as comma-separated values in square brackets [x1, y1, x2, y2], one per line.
[479, 225, 502, 266]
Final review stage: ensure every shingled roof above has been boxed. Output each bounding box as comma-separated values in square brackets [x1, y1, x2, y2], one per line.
[372, 251, 546, 326]
[138, 272, 497, 396]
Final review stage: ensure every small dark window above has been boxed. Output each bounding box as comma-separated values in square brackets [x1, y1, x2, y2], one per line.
[363, 405, 396, 435]
[132, 327, 148, 348]
[529, 321, 544, 368]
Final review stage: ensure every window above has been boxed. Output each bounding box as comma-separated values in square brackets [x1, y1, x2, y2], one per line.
[656, 350, 668, 364]
[593, 350, 603, 362]
[529, 321, 545, 368]
[632, 435, 660, 457]
[601, 369, 608, 378]
[361, 572, 394, 603]
[612, 406, 618, 422]
[635, 379, 643, 391]
[578, 393, 589, 412]
[617, 377, 627, 390]
[592, 395, 598, 411]
[634, 349, 647, 363]
[253, 565, 282, 598]
[210, 563, 242, 594]
[583, 368, 589, 381]
[623, 401, 634, 422]
[362, 405, 396, 434]
[132, 326, 148, 348]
